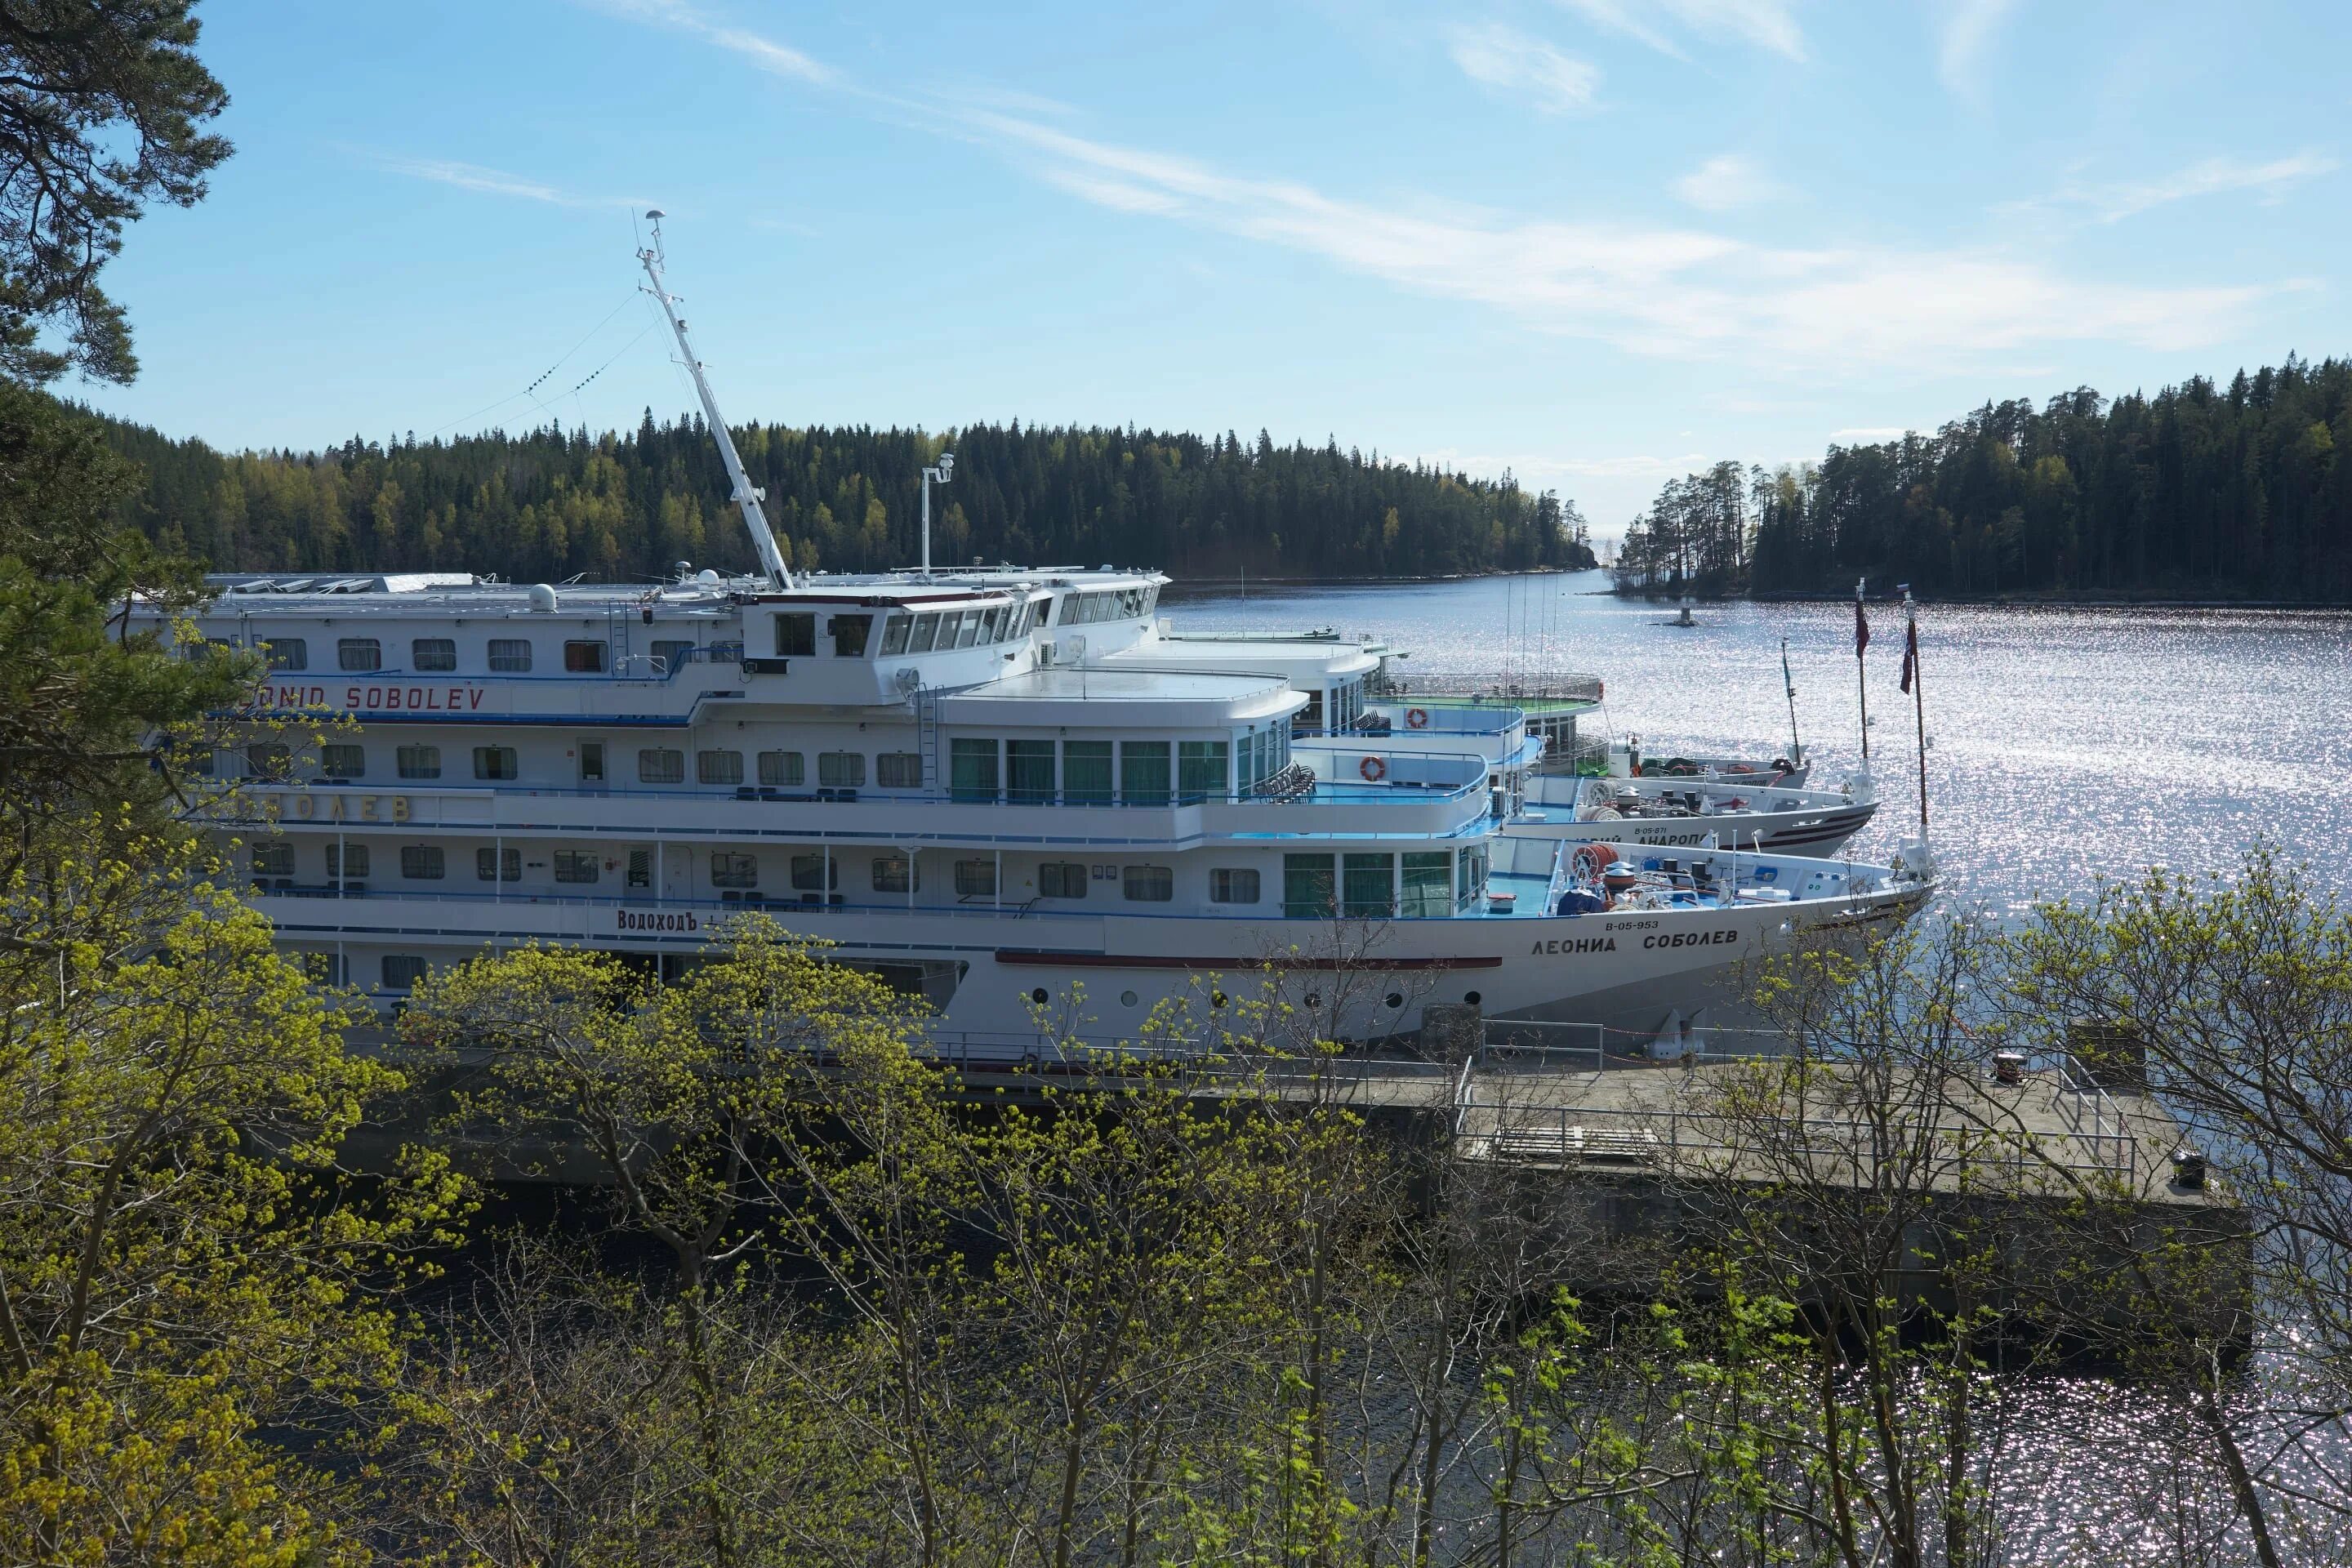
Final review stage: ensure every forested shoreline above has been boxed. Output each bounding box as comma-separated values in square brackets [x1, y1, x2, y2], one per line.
[92, 407, 1595, 582]
[1613, 355, 2352, 603]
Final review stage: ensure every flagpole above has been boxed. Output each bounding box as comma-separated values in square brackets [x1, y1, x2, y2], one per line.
[1906, 590, 1927, 833]
[1853, 578, 1870, 765]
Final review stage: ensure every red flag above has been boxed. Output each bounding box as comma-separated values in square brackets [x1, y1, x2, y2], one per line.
[1854, 595, 1870, 656]
[1900, 617, 1918, 694]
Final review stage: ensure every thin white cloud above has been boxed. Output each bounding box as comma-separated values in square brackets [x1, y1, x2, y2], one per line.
[1553, 0, 1806, 63]
[364, 154, 641, 210]
[1447, 23, 1601, 114]
[577, 0, 831, 83]
[1673, 153, 1784, 212]
[2064, 151, 2339, 222]
[1936, 0, 2020, 100]
[1829, 426, 1911, 443]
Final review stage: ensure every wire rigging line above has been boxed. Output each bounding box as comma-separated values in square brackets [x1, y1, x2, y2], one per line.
[426, 292, 641, 437]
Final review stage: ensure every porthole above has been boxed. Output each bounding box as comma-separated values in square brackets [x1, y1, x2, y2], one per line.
[1120, 989, 1139, 1008]
[1463, 990, 1483, 1007]
[1385, 991, 1404, 1009]
[1029, 987, 1049, 1005]
[1211, 991, 1227, 1009]
[1304, 991, 1322, 1009]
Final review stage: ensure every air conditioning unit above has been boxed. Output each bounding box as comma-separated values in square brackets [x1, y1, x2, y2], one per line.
[1037, 640, 1058, 666]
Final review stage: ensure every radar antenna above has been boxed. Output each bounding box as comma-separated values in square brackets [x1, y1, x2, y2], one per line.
[637, 212, 795, 590]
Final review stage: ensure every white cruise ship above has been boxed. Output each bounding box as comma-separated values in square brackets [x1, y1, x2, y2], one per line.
[136, 220, 1934, 1054]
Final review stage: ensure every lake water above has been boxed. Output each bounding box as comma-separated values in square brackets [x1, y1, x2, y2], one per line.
[1169, 571, 2352, 911]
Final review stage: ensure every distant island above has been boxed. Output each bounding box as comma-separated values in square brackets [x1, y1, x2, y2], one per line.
[93, 409, 1597, 582]
[1610, 354, 2352, 604]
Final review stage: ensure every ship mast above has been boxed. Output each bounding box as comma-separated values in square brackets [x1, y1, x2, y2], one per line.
[637, 212, 795, 590]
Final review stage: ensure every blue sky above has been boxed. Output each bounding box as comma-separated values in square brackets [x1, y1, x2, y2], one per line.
[78, 0, 2352, 537]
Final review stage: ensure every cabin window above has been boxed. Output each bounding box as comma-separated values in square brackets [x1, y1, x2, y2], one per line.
[1062, 741, 1112, 804]
[638, 747, 685, 785]
[712, 853, 760, 889]
[1039, 862, 1087, 899]
[817, 751, 866, 788]
[908, 613, 940, 653]
[400, 845, 444, 880]
[774, 613, 816, 657]
[954, 858, 996, 898]
[1283, 853, 1336, 919]
[787, 853, 835, 892]
[871, 853, 917, 893]
[828, 614, 872, 657]
[880, 614, 912, 656]
[1006, 740, 1055, 804]
[982, 604, 1009, 642]
[953, 610, 982, 649]
[1457, 845, 1488, 904]
[651, 639, 696, 675]
[251, 841, 293, 878]
[177, 744, 215, 777]
[397, 744, 441, 780]
[412, 637, 457, 671]
[1298, 690, 1325, 732]
[697, 749, 744, 786]
[1209, 868, 1260, 904]
[246, 743, 291, 779]
[303, 952, 346, 987]
[757, 750, 804, 787]
[554, 849, 600, 884]
[264, 637, 308, 671]
[1119, 742, 1170, 807]
[1178, 741, 1229, 802]
[1401, 853, 1453, 917]
[337, 637, 381, 672]
[488, 639, 533, 672]
[476, 847, 520, 882]
[381, 956, 428, 991]
[564, 639, 608, 673]
[627, 849, 650, 889]
[319, 743, 366, 779]
[876, 752, 922, 790]
[325, 843, 369, 879]
[1343, 853, 1395, 919]
[473, 746, 519, 781]
[1123, 865, 1174, 902]
[949, 739, 998, 802]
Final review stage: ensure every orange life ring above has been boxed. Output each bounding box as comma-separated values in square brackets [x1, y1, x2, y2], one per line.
[1405, 706, 1430, 729]
[1360, 755, 1388, 782]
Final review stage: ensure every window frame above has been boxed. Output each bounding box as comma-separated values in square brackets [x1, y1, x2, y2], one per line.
[1209, 867, 1261, 905]
[638, 747, 686, 785]
[472, 745, 519, 782]
[1122, 864, 1175, 903]
[336, 637, 382, 672]
[399, 844, 445, 880]
[396, 744, 441, 780]
[412, 637, 457, 672]
[487, 639, 534, 673]
[554, 849, 601, 884]
[697, 749, 745, 786]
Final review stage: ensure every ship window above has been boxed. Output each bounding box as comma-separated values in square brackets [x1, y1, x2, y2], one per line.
[1123, 865, 1174, 903]
[382, 956, 427, 991]
[337, 637, 381, 672]
[981, 604, 1009, 643]
[1006, 740, 1055, 803]
[638, 747, 684, 785]
[626, 849, 650, 889]
[1343, 853, 1395, 919]
[264, 637, 308, 671]
[1119, 742, 1169, 806]
[817, 751, 866, 788]
[251, 841, 293, 878]
[1458, 845, 1488, 903]
[786, 853, 832, 891]
[880, 613, 912, 657]
[319, 743, 366, 779]
[302, 952, 346, 987]
[757, 750, 804, 786]
[954, 858, 996, 897]
[246, 743, 291, 779]
[1178, 741, 1228, 801]
[1209, 868, 1260, 905]
[324, 843, 369, 879]
[397, 744, 441, 780]
[949, 738, 998, 802]
[1401, 853, 1452, 917]
[1298, 690, 1325, 732]
[1062, 741, 1111, 804]
[488, 639, 533, 672]
[564, 639, 608, 673]
[907, 613, 939, 653]
[176, 744, 215, 777]
[400, 845, 444, 880]
[697, 749, 743, 786]
[473, 746, 519, 781]
[1283, 853, 1336, 919]
[412, 637, 457, 671]
[871, 853, 916, 893]
[710, 852, 760, 889]
[952, 609, 982, 649]
[554, 849, 600, 884]
[707, 641, 741, 665]
[1039, 862, 1087, 899]
[774, 613, 816, 657]
[477, 847, 520, 882]
[876, 752, 922, 790]
[651, 639, 695, 675]
[829, 613, 874, 657]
